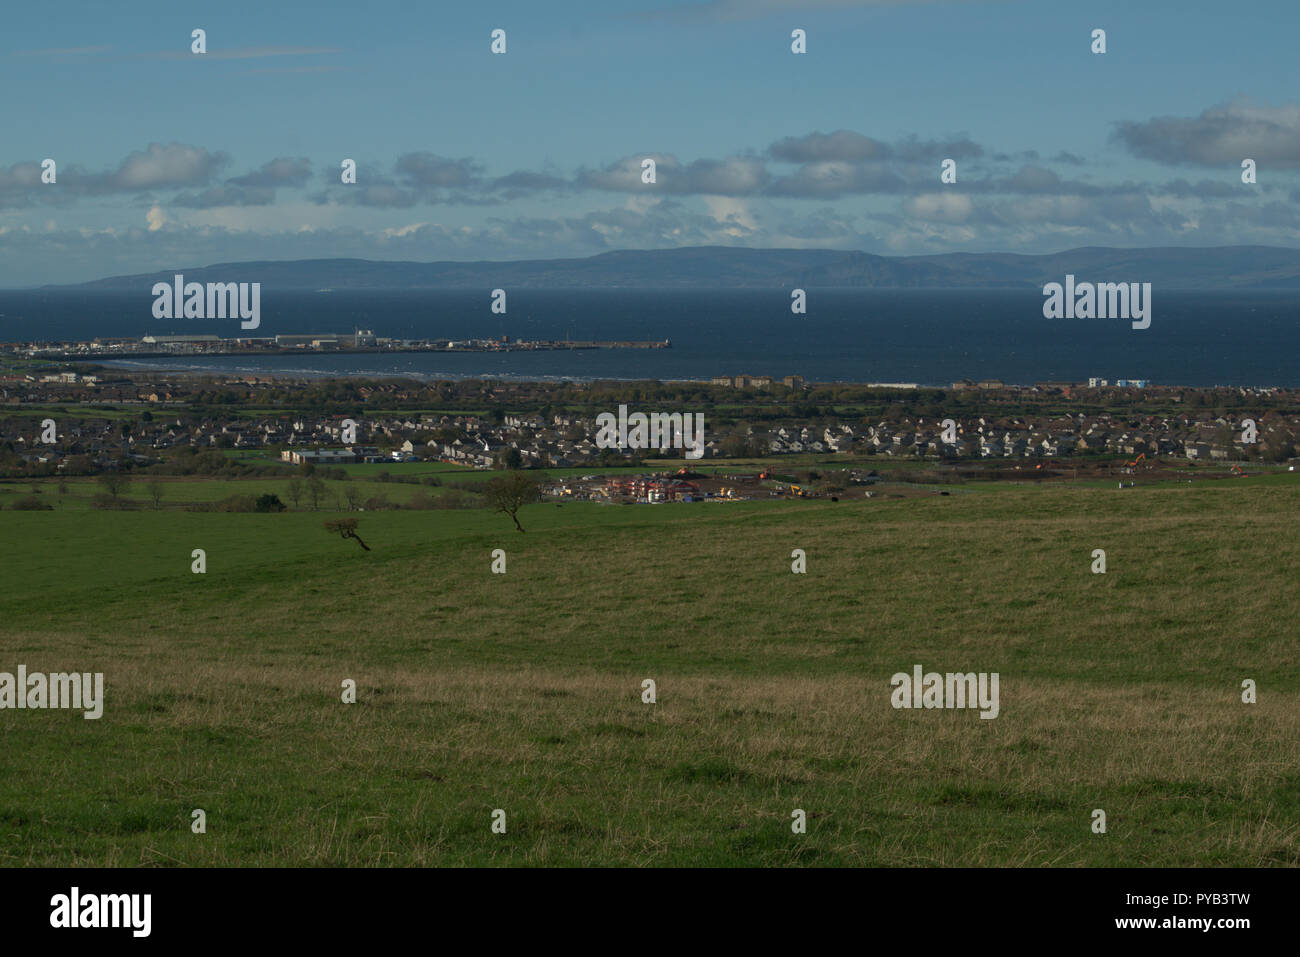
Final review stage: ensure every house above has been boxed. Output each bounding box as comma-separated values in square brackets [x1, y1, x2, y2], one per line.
[282, 448, 356, 465]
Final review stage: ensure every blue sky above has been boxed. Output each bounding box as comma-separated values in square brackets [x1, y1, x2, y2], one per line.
[1, 0, 1297, 284]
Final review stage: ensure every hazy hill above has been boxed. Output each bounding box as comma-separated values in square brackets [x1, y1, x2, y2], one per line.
[56, 245, 1300, 291]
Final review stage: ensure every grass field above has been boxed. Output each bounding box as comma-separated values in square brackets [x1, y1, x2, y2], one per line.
[0, 476, 1296, 866]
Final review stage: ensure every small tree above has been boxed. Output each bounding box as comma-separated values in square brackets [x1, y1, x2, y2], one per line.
[146, 478, 165, 508]
[344, 484, 362, 511]
[98, 472, 131, 499]
[287, 478, 303, 509]
[307, 475, 326, 510]
[324, 518, 370, 551]
[486, 472, 541, 533]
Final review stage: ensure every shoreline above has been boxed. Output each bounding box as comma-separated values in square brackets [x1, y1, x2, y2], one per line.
[73, 359, 1290, 392]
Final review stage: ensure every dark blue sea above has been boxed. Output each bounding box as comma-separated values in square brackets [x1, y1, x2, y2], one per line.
[0, 289, 1295, 387]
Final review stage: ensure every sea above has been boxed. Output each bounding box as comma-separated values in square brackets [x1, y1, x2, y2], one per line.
[0, 288, 1295, 387]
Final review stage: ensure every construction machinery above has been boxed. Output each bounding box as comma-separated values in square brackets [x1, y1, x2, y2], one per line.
[1121, 452, 1148, 475]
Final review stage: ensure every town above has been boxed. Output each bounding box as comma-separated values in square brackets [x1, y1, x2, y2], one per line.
[2, 365, 1296, 505]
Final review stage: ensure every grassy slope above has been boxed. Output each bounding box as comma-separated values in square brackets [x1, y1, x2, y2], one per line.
[0, 479, 1296, 866]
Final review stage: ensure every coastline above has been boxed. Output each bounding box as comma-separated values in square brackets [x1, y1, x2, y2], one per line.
[81, 358, 1289, 392]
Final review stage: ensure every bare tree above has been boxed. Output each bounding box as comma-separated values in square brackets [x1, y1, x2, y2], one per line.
[486, 472, 541, 533]
[307, 476, 326, 510]
[146, 477, 165, 508]
[344, 484, 361, 511]
[287, 478, 303, 509]
[98, 472, 131, 499]
[324, 518, 370, 551]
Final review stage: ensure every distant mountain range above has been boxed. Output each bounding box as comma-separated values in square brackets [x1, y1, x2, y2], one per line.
[54, 245, 1300, 291]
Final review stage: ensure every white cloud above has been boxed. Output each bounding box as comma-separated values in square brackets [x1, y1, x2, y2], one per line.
[703, 196, 758, 236]
[112, 143, 228, 190]
[383, 222, 430, 238]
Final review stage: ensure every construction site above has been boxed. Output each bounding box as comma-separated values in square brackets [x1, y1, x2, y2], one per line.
[538, 456, 1270, 506]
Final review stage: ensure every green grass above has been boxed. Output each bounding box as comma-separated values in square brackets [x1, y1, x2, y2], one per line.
[0, 478, 1296, 866]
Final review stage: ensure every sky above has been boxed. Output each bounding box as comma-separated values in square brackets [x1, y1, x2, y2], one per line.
[1, 0, 1297, 285]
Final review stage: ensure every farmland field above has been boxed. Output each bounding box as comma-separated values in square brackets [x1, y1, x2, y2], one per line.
[0, 475, 1296, 866]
